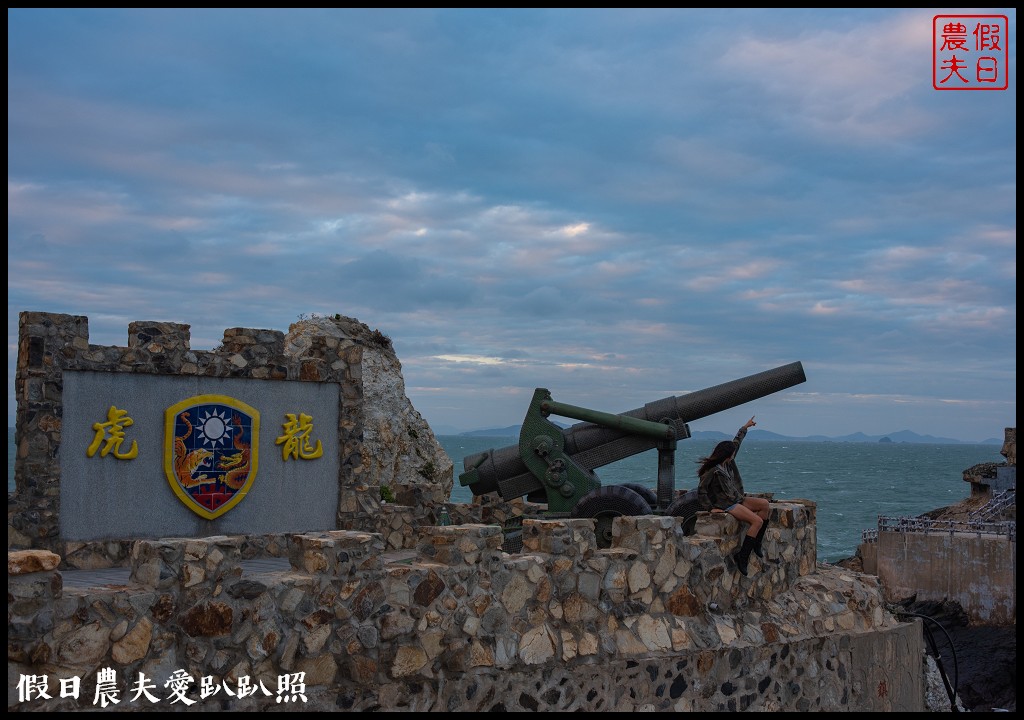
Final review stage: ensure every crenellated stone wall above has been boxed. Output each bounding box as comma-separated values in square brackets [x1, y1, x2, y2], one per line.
[8, 310, 930, 712]
[9, 311, 452, 569]
[8, 505, 925, 712]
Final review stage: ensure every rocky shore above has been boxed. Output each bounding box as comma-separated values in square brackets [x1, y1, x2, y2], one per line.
[900, 598, 1016, 713]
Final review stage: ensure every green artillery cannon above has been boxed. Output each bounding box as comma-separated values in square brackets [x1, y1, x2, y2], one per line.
[459, 361, 807, 547]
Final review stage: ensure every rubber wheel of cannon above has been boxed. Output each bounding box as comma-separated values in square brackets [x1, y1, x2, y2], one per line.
[666, 489, 701, 536]
[502, 529, 524, 554]
[620, 483, 658, 508]
[570, 485, 653, 549]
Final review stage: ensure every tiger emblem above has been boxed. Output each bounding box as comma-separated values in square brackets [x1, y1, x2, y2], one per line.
[173, 411, 214, 489]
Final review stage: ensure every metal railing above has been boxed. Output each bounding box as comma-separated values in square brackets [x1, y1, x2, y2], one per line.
[976, 488, 1016, 521]
[863, 520, 1015, 546]
[861, 488, 1016, 545]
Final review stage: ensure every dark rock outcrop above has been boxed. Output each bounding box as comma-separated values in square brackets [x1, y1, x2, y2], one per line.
[898, 599, 1016, 713]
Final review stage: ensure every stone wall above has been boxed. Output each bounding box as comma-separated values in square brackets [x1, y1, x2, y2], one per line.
[284, 316, 453, 510]
[8, 310, 931, 712]
[9, 311, 453, 568]
[8, 504, 925, 712]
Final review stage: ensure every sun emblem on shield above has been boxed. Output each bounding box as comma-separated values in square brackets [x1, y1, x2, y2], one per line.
[164, 395, 260, 519]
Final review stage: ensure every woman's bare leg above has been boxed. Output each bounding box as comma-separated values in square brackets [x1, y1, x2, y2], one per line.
[727, 503, 763, 538]
[742, 496, 770, 522]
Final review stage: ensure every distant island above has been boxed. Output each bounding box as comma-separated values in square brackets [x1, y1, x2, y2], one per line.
[454, 425, 1001, 445]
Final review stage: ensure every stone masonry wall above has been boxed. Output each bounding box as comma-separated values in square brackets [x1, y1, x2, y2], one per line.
[8, 310, 929, 712]
[8, 504, 925, 712]
[9, 312, 367, 567]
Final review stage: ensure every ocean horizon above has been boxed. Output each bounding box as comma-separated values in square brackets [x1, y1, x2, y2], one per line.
[9, 428, 1000, 564]
[439, 434, 999, 564]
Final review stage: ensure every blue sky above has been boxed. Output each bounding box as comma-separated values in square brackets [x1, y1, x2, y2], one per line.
[8, 9, 1016, 442]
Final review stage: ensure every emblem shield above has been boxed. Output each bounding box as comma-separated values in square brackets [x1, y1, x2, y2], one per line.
[164, 395, 260, 519]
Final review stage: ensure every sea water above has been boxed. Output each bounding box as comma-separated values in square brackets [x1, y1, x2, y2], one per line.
[8, 428, 998, 564]
[439, 435, 998, 564]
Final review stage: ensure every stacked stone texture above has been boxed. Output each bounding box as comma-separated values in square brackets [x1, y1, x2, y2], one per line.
[10, 311, 452, 564]
[8, 311, 928, 711]
[284, 315, 454, 512]
[8, 507, 922, 712]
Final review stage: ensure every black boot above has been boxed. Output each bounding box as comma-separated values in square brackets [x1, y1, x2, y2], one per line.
[734, 535, 757, 576]
[753, 517, 770, 559]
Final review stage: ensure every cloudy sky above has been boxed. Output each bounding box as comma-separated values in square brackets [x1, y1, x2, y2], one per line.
[8, 9, 1016, 442]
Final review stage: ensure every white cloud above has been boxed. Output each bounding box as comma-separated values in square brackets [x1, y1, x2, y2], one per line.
[559, 222, 590, 237]
[7, 9, 1014, 441]
[435, 354, 509, 366]
[718, 10, 936, 140]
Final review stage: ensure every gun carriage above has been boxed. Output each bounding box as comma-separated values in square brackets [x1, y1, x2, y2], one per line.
[458, 362, 807, 547]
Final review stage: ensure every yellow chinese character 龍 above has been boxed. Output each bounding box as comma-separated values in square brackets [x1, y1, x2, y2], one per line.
[275, 413, 323, 461]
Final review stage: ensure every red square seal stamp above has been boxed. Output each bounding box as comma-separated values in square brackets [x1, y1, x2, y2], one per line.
[933, 15, 1009, 90]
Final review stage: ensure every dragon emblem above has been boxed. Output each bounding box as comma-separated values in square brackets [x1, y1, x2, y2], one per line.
[218, 414, 252, 490]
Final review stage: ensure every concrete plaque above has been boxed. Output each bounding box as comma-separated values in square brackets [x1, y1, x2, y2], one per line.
[61, 371, 341, 540]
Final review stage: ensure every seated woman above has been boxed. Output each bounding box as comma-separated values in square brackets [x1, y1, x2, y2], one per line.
[696, 416, 770, 576]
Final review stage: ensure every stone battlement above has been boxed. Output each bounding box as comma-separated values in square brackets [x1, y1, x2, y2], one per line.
[9, 505, 923, 712]
[8, 312, 924, 712]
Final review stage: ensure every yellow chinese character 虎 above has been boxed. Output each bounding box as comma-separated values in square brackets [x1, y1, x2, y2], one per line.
[87, 406, 139, 460]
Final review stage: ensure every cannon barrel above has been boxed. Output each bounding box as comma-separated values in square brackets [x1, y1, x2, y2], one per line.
[461, 361, 806, 498]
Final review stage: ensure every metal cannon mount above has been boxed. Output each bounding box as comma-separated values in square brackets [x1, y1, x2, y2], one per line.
[458, 361, 807, 547]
